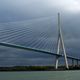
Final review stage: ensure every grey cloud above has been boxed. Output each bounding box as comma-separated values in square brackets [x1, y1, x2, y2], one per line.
[0, 0, 80, 66]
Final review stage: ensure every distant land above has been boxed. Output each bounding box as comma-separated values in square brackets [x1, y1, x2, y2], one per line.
[0, 66, 80, 71]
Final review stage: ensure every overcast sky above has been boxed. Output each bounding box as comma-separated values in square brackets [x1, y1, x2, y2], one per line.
[0, 0, 80, 22]
[0, 0, 80, 66]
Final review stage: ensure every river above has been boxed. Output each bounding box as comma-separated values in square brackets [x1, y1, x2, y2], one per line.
[0, 71, 80, 80]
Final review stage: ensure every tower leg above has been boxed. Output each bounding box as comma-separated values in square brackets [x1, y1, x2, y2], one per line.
[55, 56, 59, 69]
[61, 37, 69, 69]
[55, 38, 60, 69]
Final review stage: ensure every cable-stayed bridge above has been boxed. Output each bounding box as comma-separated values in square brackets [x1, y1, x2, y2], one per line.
[0, 14, 80, 69]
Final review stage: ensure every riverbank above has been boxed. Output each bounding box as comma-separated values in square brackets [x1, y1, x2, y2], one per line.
[0, 65, 80, 71]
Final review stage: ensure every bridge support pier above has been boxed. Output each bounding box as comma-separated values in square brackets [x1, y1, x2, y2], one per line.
[76, 60, 79, 66]
[72, 59, 74, 67]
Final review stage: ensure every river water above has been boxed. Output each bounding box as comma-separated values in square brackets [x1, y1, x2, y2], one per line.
[0, 71, 80, 80]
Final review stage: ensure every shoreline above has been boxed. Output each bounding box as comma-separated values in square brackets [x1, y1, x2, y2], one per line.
[0, 66, 80, 71]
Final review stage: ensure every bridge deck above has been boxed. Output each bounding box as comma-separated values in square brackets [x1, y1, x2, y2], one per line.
[0, 42, 80, 61]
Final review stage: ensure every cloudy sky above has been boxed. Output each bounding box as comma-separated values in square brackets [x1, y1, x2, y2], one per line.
[0, 0, 80, 66]
[0, 0, 80, 22]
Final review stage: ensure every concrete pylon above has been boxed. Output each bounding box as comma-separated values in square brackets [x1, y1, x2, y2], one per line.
[55, 13, 69, 69]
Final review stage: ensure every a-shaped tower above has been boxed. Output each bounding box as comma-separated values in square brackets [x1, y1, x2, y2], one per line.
[55, 13, 69, 69]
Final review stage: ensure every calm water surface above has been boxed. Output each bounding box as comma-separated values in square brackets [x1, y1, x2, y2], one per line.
[0, 71, 80, 80]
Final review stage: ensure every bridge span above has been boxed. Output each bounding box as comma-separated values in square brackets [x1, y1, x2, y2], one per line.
[0, 42, 79, 69]
[0, 13, 80, 69]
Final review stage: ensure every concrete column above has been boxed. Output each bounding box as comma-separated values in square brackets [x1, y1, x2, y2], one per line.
[55, 56, 60, 69]
[72, 59, 74, 67]
[76, 60, 79, 66]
